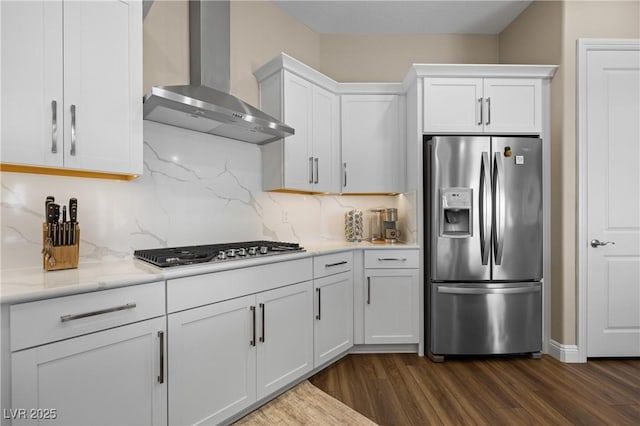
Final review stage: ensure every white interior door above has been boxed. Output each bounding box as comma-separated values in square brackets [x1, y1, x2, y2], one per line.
[585, 47, 640, 357]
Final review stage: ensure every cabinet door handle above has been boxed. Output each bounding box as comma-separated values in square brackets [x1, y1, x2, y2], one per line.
[314, 157, 319, 184]
[259, 302, 265, 343]
[250, 305, 256, 346]
[60, 302, 136, 322]
[316, 288, 321, 320]
[367, 277, 371, 305]
[343, 162, 347, 187]
[51, 100, 58, 153]
[377, 257, 407, 262]
[485, 97, 491, 125]
[477, 97, 483, 126]
[157, 331, 164, 384]
[70, 104, 77, 156]
[309, 157, 314, 184]
[325, 261, 347, 268]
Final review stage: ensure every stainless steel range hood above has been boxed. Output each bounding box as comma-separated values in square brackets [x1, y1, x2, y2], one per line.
[143, 0, 294, 144]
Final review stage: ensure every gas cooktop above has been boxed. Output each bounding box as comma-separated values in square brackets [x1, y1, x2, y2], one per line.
[133, 241, 304, 268]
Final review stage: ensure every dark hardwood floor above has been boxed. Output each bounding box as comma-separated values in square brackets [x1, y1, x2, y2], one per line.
[309, 354, 640, 425]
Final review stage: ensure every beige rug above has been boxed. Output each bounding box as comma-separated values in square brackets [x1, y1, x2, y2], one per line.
[234, 380, 377, 425]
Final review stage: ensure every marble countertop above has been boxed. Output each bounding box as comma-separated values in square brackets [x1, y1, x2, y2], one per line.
[1, 242, 419, 305]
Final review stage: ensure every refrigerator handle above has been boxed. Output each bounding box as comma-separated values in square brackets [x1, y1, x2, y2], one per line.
[437, 285, 540, 295]
[493, 152, 506, 265]
[480, 152, 491, 265]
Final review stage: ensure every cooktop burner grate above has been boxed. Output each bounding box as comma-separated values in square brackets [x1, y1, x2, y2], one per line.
[133, 241, 304, 268]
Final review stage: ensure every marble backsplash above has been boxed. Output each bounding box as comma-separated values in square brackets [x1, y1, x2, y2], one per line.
[1, 121, 416, 270]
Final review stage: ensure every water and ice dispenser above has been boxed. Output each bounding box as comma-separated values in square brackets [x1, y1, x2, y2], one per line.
[440, 188, 473, 237]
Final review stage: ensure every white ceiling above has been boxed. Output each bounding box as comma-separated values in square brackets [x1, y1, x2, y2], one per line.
[272, 0, 533, 35]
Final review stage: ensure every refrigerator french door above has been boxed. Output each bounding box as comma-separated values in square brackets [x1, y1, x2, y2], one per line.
[425, 136, 543, 358]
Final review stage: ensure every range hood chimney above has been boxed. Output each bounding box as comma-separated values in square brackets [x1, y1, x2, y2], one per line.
[143, 0, 294, 144]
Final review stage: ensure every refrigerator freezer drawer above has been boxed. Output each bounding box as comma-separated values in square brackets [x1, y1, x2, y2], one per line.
[430, 282, 541, 355]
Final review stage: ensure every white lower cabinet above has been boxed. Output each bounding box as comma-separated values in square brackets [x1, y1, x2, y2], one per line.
[167, 295, 256, 426]
[313, 271, 354, 367]
[364, 250, 419, 344]
[9, 283, 167, 425]
[168, 280, 313, 425]
[256, 282, 314, 399]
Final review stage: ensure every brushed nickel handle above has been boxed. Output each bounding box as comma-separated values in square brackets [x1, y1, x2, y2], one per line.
[70, 104, 77, 156]
[157, 331, 164, 384]
[60, 302, 137, 322]
[477, 98, 483, 125]
[316, 288, 321, 320]
[51, 100, 58, 153]
[259, 302, 265, 343]
[325, 261, 347, 268]
[377, 257, 407, 262]
[367, 277, 371, 305]
[590, 239, 615, 248]
[309, 157, 313, 184]
[485, 97, 491, 125]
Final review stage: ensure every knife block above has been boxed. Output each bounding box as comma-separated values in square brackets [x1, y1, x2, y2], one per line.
[42, 223, 80, 271]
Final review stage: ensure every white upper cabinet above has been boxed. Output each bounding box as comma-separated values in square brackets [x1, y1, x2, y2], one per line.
[423, 78, 484, 133]
[1, 0, 143, 175]
[482, 78, 541, 134]
[424, 77, 542, 135]
[341, 93, 405, 193]
[259, 67, 340, 193]
[256, 53, 406, 194]
[311, 85, 340, 193]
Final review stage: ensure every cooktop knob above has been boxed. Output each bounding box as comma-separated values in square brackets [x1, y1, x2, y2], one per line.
[226, 249, 237, 257]
[237, 248, 247, 256]
[217, 251, 227, 260]
[260, 246, 269, 255]
[248, 246, 258, 255]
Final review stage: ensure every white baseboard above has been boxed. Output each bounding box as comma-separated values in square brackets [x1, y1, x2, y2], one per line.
[548, 339, 584, 363]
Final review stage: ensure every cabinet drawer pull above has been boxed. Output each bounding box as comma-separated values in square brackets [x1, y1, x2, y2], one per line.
[377, 257, 407, 262]
[367, 277, 371, 305]
[70, 104, 77, 156]
[259, 303, 265, 343]
[325, 261, 347, 268]
[250, 306, 256, 347]
[59, 302, 137, 322]
[316, 288, 321, 320]
[157, 331, 164, 384]
[51, 100, 58, 153]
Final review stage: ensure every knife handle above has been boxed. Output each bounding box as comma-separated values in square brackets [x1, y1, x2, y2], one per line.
[46, 203, 57, 240]
[45, 196, 55, 220]
[69, 198, 77, 223]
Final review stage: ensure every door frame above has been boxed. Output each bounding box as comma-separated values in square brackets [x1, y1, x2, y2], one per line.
[576, 38, 640, 362]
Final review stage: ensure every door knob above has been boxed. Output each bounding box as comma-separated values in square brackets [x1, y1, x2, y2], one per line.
[590, 239, 615, 248]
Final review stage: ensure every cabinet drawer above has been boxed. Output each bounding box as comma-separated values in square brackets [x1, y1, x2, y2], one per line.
[364, 249, 419, 269]
[313, 251, 353, 278]
[10, 281, 165, 351]
[167, 258, 313, 313]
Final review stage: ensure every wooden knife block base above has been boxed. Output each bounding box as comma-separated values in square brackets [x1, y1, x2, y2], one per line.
[42, 223, 80, 271]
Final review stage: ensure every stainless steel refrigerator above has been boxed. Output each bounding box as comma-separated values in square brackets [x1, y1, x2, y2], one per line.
[424, 136, 543, 360]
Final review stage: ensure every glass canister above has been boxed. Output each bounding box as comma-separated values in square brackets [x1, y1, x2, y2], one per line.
[368, 208, 385, 242]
